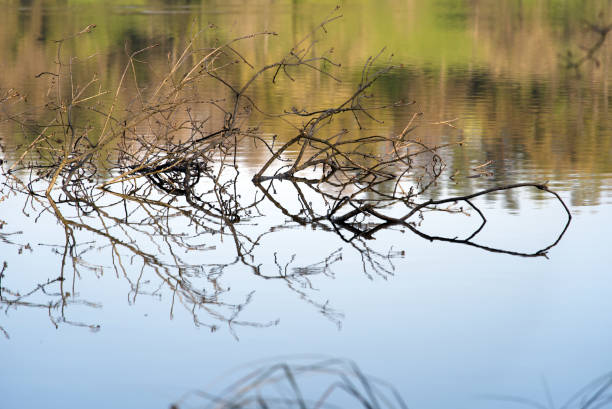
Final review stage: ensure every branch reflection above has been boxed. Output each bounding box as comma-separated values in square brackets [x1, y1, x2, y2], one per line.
[0, 13, 571, 338]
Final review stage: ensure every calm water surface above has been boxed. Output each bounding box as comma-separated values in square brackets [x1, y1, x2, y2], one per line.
[1, 1, 612, 409]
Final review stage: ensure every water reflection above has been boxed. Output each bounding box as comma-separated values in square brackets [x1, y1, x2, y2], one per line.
[1, 4, 611, 409]
[0, 14, 573, 340]
[1, 0, 611, 206]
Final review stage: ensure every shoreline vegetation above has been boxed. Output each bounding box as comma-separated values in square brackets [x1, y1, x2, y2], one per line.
[170, 358, 612, 409]
[2, 1, 611, 207]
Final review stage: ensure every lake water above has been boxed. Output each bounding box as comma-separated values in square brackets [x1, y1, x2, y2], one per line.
[1, 1, 612, 409]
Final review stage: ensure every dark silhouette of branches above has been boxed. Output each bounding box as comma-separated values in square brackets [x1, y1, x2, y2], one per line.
[0, 11, 572, 337]
[563, 16, 612, 73]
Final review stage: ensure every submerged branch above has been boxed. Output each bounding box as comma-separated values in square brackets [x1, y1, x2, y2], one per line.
[0, 11, 572, 337]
